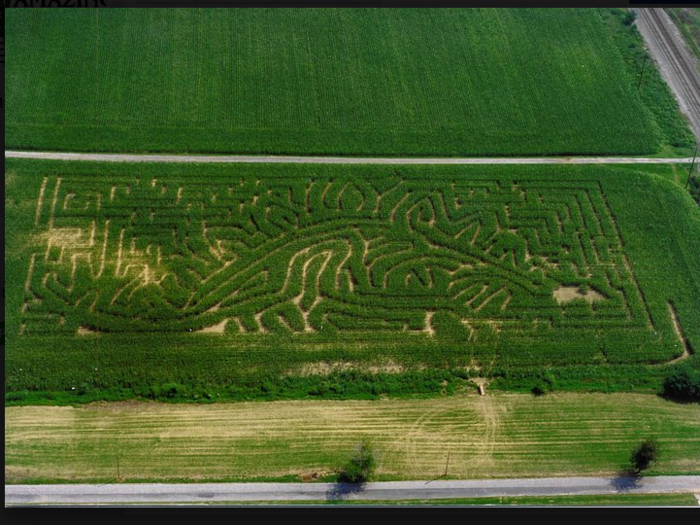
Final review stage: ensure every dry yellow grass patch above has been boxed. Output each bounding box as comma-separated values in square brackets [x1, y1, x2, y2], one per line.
[295, 360, 406, 376]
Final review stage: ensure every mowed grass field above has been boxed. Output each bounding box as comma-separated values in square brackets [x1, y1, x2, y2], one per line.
[5, 159, 700, 401]
[5, 394, 700, 482]
[5, 9, 693, 156]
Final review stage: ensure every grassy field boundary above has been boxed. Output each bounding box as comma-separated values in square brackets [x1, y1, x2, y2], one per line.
[175, 494, 700, 506]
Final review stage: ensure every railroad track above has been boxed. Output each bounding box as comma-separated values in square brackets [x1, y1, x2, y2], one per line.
[636, 8, 700, 138]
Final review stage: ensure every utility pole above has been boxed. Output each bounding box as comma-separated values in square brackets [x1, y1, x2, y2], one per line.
[687, 145, 698, 189]
[443, 451, 451, 477]
[637, 54, 648, 92]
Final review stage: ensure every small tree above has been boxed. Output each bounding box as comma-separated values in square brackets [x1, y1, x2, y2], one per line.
[338, 438, 376, 483]
[630, 438, 659, 474]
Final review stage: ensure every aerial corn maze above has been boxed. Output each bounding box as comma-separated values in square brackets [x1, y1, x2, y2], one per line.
[20, 172, 669, 343]
[5, 8, 700, 498]
[6, 161, 700, 398]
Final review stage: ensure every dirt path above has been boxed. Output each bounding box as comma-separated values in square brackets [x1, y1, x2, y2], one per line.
[5, 150, 696, 165]
[635, 8, 700, 140]
[667, 302, 693, 364]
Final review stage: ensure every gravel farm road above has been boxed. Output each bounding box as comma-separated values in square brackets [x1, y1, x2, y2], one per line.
[6, 476, 700, 505]
[4, 151, 697, 165]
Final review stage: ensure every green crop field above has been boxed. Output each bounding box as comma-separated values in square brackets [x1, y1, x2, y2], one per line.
[4, 8, 694, 156]
[5, 160, 700, 401]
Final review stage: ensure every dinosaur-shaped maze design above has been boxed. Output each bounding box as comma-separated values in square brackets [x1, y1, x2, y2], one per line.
[22, 174, 655, 340]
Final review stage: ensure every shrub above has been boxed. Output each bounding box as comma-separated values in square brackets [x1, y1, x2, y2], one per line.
[531, 384, 546, 397]
[622, 10, 637, 26]
[157, 382, 188, 399]
[338, 438, 376, 484]
[532, 370, 556, 396]
[662, 367, 700, 402]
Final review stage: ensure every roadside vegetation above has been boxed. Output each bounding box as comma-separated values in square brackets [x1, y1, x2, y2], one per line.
[662, 366, 700, 402]
[665, 8, 700, 68]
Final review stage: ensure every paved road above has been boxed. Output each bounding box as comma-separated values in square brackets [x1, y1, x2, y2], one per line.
[4, 150, 696, 165]
[6, 476, 700, 505]
[635, 8, 700, 140]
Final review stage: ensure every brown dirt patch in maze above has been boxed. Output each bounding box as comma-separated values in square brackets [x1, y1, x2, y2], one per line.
[77, 326, 99, 336]
[553, 286, 606, 304]
[424, 311, 436, 336]
[196, 319, 228, 334]
[294, 360, 406, 376]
